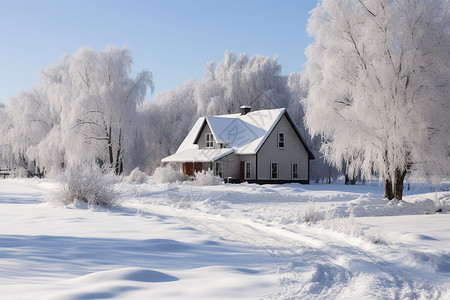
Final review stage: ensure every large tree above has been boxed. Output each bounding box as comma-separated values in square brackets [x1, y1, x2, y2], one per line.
[64, 46, 153, 174]
[303, 0, 450, 199]
[139, 79, 198, 172]
[195, 51, 292, 115]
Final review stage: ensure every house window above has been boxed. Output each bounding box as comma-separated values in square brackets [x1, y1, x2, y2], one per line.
[245, 162, 251, 180]
[292, 162, 299, 179]
[213, 162, 223, 178]
[278, 132, 285, 148]
[205, 133, 214, 148]
[271, 162, 278, 180]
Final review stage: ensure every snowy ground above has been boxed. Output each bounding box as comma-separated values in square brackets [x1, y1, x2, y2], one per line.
[0, 178, 449, 299]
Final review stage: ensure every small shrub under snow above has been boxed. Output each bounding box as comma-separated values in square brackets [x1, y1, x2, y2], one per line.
[152, 165, 188, 184]
[57, 164, 119, 207]
[298, 202, 325, 224]
[194, 170, 223, 186]
[321, 211, 362, 236]
[126, 167, 148, 184]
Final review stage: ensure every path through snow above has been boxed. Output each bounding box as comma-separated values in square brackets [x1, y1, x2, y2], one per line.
[127, 196, 449, 299]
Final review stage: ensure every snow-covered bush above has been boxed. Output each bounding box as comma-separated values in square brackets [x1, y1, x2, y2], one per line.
[298, 202, 324, 224]
[321, 211, 362, 237]
[152, 164, 187, 184]
[57, 164, 119, 207]
[126, 167, 148, 184]
[321, 211, 386, 244]
[194, 170, 223, 186]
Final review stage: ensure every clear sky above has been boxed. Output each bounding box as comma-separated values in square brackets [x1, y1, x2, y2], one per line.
[0, 0, 317, 104]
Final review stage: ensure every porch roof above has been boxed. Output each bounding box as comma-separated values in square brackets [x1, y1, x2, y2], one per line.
[161, 148, 234, 163]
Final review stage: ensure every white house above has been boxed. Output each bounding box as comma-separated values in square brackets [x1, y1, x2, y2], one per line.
[161, 106, 315, 184]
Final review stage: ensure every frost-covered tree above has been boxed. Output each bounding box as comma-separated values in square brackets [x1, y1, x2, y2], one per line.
[62, 46, 153, 174]
[2, 86, 56, 176]
[2, 46, 153, 175]
[303, 0, 450, 199]
[0, 104, 13, 167]
[195, 51, 291, 115]
[139, 79, 198, 171]
[289, 72, 340, 183]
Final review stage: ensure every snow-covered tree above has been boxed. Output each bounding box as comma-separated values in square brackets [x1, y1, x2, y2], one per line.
[289, 72, 340, 183]
[303, 0, 450, 199]
[63, 46, 153, 174]
[139, 79, 198, 171]
[195, 51, 291, 115]
[0, 104, 13, 167]
[2, 46, 153, 175]
[2, 85, 56, 176]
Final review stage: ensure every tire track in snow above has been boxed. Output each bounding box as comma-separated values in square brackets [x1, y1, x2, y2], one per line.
[127, 200, 446, 299]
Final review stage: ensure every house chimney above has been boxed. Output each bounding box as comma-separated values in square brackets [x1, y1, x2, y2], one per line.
[240, 105, 251, 115]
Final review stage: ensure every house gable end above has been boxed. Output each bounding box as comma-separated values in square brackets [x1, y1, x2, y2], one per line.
[283, 111, 315, 160]
[194, 119, 223, 149]
[255, 112, 311, 181]
[255, 110, 314, 159]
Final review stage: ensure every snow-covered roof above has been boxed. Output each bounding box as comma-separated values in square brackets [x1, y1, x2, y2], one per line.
[201, 108, 287, 155]
[161, 148, 234, 163]
[162, 108, 314, 163]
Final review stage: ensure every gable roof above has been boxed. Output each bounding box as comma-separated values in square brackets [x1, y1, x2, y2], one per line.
[161, 108, 314, 163]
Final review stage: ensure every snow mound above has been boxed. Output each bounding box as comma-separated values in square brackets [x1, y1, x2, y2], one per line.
[69, 267, 179, 283]
[42, 268, 178, 300]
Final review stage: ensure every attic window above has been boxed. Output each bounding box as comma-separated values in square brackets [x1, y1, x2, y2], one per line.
[278, 132, 285, 148]
[205, 133, 214, 148]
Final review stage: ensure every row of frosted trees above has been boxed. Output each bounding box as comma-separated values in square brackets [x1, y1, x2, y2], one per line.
[0, 46, 153, 176]
[0, 47, 332, 181]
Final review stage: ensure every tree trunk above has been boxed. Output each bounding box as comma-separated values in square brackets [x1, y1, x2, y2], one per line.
[345, 174, 357, 185]
[115, 129, 122, 175]
[394, 168, 407, 200]
[382, 149, 394, 200]
[108, 126, 114, 166]
[384, 177, 394, 200]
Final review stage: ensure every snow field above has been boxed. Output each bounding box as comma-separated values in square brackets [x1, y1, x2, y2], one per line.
[1, 178, 449, 299]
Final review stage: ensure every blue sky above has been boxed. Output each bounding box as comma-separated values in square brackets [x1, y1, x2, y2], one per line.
[0, 0, 317, 103]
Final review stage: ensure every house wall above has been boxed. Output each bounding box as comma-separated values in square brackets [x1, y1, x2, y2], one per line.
[197, 122, 222, 149]
[257, 114, 309, 181]
[215, 153, 241, 180]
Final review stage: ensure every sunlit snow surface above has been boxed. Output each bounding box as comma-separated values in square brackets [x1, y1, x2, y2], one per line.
[0, 178, 449, 299]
